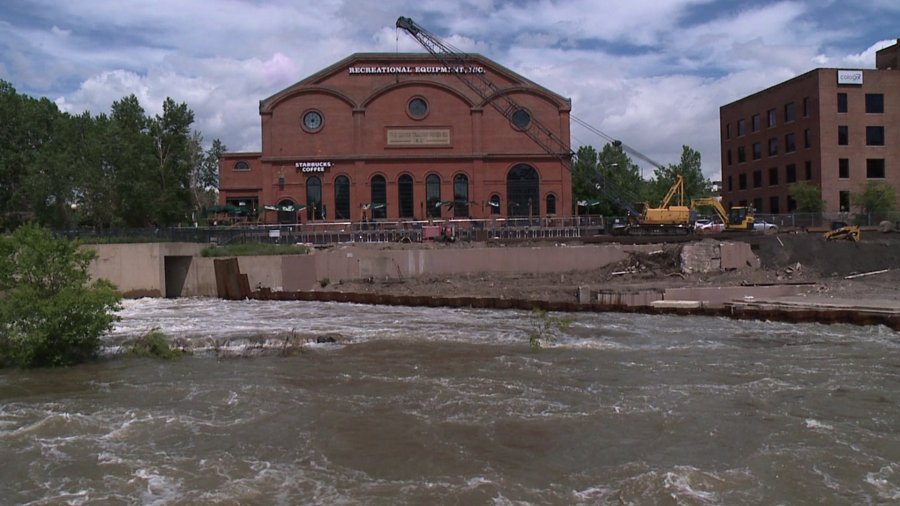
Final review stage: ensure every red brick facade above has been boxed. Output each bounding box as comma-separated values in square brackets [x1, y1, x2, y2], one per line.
[720, 40, 900, 214]
[219, 53, 573, 224]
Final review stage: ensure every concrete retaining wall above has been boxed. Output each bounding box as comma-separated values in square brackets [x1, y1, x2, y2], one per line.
[89, 242, 656, 297]
[88, 241, 765, 300]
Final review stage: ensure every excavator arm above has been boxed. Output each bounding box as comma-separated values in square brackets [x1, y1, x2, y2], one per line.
[690, 198, 729, 225]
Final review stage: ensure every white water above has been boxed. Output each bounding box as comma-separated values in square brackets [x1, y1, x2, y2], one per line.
[1, 297, 898, 504]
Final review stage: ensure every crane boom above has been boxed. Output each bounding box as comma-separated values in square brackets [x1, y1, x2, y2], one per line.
[395, 16, 640, 217]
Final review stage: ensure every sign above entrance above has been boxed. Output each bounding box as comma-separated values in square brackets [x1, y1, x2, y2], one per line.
[349, 65, 484, 75]
[295, 161, 333, 173]
[386, 128, 451, 146]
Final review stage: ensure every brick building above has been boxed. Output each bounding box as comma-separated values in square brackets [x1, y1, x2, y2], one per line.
[720, 39, 900, 214]
[218, 53, 572, 224]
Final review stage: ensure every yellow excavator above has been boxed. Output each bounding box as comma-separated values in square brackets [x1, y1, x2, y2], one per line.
[690, 198, 755, 231]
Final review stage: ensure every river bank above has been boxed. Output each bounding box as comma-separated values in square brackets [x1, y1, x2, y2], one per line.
[298, 232, 900, 327]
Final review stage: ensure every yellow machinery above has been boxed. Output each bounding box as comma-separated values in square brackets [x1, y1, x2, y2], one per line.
[824, 223, 861, 241]
[640, 175, 691, 231]
[690, 198, 755, 231]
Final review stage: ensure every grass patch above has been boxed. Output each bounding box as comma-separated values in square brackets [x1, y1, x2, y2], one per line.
[201, 243, 309, 257]
[128, 329, 186, 360]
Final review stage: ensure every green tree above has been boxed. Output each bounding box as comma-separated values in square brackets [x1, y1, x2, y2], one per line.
[788, 182, 825, 213]
[0, 225, 121, 368]
[851, 181, 897, 218]
[572, 143, 645, 216]
[188, 134, 224, 224]
[105, 95, 158, 227]
[646, 145, 713, 206]
[149, 97, 196, 226]
[0, 81, 60, 229]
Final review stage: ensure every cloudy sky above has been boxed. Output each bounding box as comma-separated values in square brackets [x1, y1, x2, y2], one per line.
[1, 0, 897, 179]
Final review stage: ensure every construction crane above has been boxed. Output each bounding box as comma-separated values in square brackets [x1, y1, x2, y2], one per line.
[621, 175, 692, 235]
[395, 16, 642, 218]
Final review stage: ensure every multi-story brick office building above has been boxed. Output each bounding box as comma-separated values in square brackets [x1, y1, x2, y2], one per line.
[720, 39, 900, 214]
[218, 53, 573, 224]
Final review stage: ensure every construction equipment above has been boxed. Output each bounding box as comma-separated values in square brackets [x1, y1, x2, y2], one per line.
[690, 198, 755, 231]
[637, 175, 691, 234]
[398, 17, 727, 236]
[395, 17, 643, 220]
[824, 222, 861, 241]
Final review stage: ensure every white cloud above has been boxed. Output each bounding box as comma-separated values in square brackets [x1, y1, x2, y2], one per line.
[1, 0, 895, 180]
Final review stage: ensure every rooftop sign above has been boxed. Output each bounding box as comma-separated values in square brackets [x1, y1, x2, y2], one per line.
[349, 65, 484, 75]
[837, 70, 863, 85]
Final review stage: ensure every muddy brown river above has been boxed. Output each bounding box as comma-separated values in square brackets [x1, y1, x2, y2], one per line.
[1, 298, 898, 504]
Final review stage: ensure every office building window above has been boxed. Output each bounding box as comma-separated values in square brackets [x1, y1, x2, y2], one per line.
[737, 118, 746, 136]
[739, 173, 747, 190]
[727, 149, 732, 166]
[768, 137, 778, 156]
[752, 114, 760, 132]
[805, 161, 812, 180]
[769, 167, 779, 186]
[737, 146, 746, 163]
[786, 164, 797, 183]
[785, 132, 796, 153]
[838, 125, 848, 146]
[866, 126, 885, 146]
[725, 123, 730, 140]
[803, 96, 810, 117]
[839, 191, 850, 212]
[767, 108, 776, 127]
[769, 196, 780, 214]
[753, 198, 763, 212]
[753, 170, 762, 188]
[787, 195, 797, 212]
[752, 142, 762, 160]
[804, 128, 811, 148]
[867, 159, 885, 178]
[839, 158, 849, 179]
[727, 175, 733, 191]
[865, 94, 884, 113]
[837, 93, 848, 113]
[784, 102, 796, 122]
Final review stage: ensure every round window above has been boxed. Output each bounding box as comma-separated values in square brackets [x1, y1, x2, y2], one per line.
[408, 97, 428, 119]
[511, 108, 531, 130]
[302, 110, 323, 132]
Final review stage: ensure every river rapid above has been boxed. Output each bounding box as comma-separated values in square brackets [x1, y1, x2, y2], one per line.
[1, 298, 899, 505]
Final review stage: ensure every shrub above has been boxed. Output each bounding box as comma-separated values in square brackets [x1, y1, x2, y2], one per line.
[0, 225, 122, 368]
[128, 329, 184, 360]
[527, 308, 572, 351]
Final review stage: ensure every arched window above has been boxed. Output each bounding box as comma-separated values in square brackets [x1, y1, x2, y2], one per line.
[546, 194, 557, 215]
[370, 175, 386, 219]
[489, 194, 501, 215]
[398, 174, 414, 218]
[426, 174, 441, 219]
[306, 176, 323, 221]
[334, 175, 350, 220]
[277, 198, 296, 224]
[507, 164, 540, 217]
[453, 174, 469, 218]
